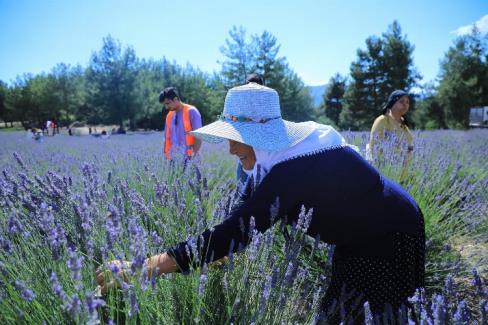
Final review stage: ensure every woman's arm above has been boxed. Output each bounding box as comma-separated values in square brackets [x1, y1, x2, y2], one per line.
[146, 252, 178, 277]
[96, 170, 285, 292]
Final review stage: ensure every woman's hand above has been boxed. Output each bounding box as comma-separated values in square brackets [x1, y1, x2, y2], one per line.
[95, 260, 132, 295]
[95, 253, 178, 295]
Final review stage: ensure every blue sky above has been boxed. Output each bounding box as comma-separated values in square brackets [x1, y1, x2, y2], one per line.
[1, 0, 487, 86]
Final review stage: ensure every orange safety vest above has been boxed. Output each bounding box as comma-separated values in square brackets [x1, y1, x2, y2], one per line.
[164, 104, 196, 159]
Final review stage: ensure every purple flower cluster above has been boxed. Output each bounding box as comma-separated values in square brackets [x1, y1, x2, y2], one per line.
[14, 280, 35, 302]
[0, 130, 486, 323]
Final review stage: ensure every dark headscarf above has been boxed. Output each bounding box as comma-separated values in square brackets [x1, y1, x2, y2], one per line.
[382, 90, 409, 115]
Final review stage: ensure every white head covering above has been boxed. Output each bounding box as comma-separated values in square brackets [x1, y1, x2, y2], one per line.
[252, 122, 351, 185]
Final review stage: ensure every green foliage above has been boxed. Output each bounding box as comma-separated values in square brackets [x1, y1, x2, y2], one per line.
[411, 83, 447, 130]
[219, 26, 252, 87]
[437, 27, 488, 129]
[339, 21, 420, 130]
[86, 35, 140, 127]
[320, 73, 346, 126]
[3, 23, 487, 131]
[0, 80, 7, 121]
[219, 26, 314, 122]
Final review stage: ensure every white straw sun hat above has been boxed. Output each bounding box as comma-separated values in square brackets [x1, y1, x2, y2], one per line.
[191, 83, 317, 151]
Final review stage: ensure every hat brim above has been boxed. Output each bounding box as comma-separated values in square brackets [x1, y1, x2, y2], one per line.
[190, 119, 317, 151]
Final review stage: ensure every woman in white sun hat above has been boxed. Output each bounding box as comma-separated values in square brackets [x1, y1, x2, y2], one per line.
[97, 83, 425, 322]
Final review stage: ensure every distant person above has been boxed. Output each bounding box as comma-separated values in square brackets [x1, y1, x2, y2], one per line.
[159, 87, 202, 159]
[29, 128, 42, 141]
[46, 120, 52, 136]
[101, 130, 110, 139]
[52, 119, 58, 135]
[245, 72, 264, 85]
[368, 90, 413, 182]
[68, 128, 72, 136]
[89, 127, 92, 135]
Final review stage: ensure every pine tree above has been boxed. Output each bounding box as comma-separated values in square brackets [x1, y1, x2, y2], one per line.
[219, 26, 314, 121]
[86, 35, 139, 127]
[219, 26, 252, 87]
[321, 74, 346, 126]
[339, 21, 420, 130]
[412, 83, 446, 129]
[437, 26, 488, 128]
[0, 81, 7, 124]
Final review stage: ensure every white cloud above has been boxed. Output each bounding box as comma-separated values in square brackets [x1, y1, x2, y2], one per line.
[452, 14, 488, 35]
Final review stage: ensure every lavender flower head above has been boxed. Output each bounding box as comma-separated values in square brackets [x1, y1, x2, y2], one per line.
[67, 245, 84, 285]
[15, 281, 35, 302]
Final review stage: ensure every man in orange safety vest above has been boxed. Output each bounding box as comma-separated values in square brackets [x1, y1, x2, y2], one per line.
[159, 87, 202, 159]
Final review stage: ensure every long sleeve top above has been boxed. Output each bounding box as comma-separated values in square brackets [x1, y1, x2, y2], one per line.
[369, 114, 413, 151]
[168, 146, 423, 273]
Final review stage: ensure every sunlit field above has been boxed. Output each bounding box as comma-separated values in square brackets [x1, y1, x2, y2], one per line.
[0, 130, 487, 324]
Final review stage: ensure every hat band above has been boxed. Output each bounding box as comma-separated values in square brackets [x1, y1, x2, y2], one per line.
[219, 114, 281, 124]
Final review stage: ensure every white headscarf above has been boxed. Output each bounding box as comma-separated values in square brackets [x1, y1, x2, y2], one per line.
[251, 122, 353, 185]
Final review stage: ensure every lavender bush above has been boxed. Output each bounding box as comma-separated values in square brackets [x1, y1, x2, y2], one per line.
[0, 130, 486, 324]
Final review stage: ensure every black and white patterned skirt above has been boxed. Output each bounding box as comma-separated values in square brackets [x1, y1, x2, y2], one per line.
[320, 222, 425, 323]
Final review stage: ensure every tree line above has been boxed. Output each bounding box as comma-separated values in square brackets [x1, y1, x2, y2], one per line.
[321, 22, 488, 130]
[1, 21, 487, 131]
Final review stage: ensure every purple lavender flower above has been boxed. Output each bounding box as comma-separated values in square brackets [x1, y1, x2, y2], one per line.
[257, 274, 272, 316]
[127, 216, 147, 270]
[247, 232, 262, 261]
[431, 294, 446, 324]
[105, 204, 121, 250]
[15, 281, 35, 302]
[283, 261, 295, 287]
[150, 231, 161, 249]
[39, 202, 66, 260]
[453, 300, 471, 324]
[480, 299, 487, 325]
[129, 290, 139, 317]
[297, 205, 313, 232]
[73, 199, 93, 235]
[471, 268, 484, 296]
[66, 295, 82, 318]
[86, 239, 94, 259]
[363, 301, 374, 325]
[444, 274, 454, 297]
[49, 271, 67, 301]
[8, 212, 23, 235]
[0, 235, 13, 254]
[85, 291, 105, 316]
[67, 246, 84, 285]
[13, 152, 26, 170]
[198, 264, 208, 296]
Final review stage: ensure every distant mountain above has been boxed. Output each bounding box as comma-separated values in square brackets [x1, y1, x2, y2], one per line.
[307, 84, 327, 108]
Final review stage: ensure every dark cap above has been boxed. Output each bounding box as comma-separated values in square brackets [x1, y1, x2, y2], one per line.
[246, 73, 264, 85]
[382, 90, 409, 114]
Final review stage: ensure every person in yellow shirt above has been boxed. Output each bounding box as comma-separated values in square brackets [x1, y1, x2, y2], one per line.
[369, 90, 413, 182]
